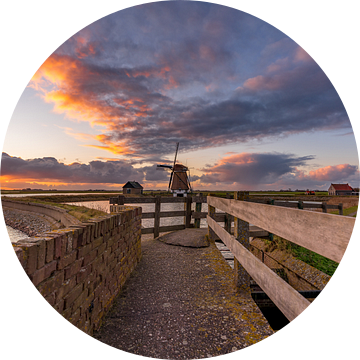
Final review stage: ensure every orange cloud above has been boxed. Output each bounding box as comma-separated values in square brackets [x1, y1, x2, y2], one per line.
[216, 153, 255, 166]
[28, 52, 177, 156]
[88, 135, 135, 155]
[308, 164, 358, 181]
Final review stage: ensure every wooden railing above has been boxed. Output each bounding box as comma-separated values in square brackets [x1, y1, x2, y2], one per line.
[110, 195, 207, 237]
[206, 193, 355, 321]
[109, 194, 345, 239]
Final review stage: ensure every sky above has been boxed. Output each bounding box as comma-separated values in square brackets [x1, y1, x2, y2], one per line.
[1, 0, 359, 191]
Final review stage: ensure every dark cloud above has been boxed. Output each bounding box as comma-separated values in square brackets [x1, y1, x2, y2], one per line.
[142, 165, 170, 182]
[198, 152, 315, 186]
[1, 153, 144, 185]
[196, 152, 359, 189]
[27, 1, 351, 159]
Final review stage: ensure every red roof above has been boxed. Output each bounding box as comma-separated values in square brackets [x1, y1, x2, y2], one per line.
[331, 183, 353, 191]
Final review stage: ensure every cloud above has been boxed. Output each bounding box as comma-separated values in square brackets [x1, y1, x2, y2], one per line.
[0, 153, 144, 186]
[2, 151, 358, 191]
[194, 152, 359, 190]
[308, 164, 358, 181]
[23, 2, 351, 159]
[142, 165, 170, 182]
[199, 152, 314, 186]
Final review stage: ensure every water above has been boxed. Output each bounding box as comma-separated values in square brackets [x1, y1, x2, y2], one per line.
[2, 192, 109, 198]
[66, 200, 210, 229]
[6, 225, 29, 243]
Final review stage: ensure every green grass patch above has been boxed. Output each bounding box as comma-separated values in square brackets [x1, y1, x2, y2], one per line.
[289, 243, 338, 276]
[330, 205, 357, 217]
[343, 205, 357, 217]
[264, 235, 338, 276]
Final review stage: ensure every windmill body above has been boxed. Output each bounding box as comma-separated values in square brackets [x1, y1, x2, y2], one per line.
[157, 143, 192, 197]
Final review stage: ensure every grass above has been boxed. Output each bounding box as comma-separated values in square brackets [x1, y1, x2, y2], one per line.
[263, 235, 338, 276]
[2, 196, 108, 222]
[329, 205, 357, 217]
[264, 201, 359, 276]
[342, 205, 357, 217]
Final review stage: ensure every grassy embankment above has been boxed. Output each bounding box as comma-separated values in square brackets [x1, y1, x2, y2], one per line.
[263, 235, 339, 276]
[262, 200, 357, 276]
[2, 196, 108, 222]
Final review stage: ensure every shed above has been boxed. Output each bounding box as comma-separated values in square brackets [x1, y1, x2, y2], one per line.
[123, 181, 143, 195]
[328, 183, 354, 196]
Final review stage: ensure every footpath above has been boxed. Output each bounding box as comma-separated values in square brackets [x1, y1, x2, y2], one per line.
[93, 229, 273, 359]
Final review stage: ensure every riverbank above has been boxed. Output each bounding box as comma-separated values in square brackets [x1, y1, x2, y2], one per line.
[3, 207, 53, 237]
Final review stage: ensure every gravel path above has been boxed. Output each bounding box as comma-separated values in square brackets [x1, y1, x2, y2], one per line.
[94, 232, 273, 358]
[2, 207, 53, 238]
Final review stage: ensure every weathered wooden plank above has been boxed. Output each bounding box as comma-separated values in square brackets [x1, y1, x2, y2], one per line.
[191, 212, 207, 219]
[207, 197, 355, 263]
[142, 211, 187, 219]
[161, 211, 187, 218]
[159, 224, 186, 232]
[156, 197, 187, 203]
[122, 197, 156, 204]
[141, 227, 155, 234]
[250, 229, 269, 237]
[141, 224, 186, 234]
[141, 212, 155, 219]
[194, 200, 202, 228]
[207, 216, 310, 321]
[154, 196, 161, 238]
[121, 195, 208, 204]
[233, 191, 250, 292]
[208, 199, 216, 242]
[185, 196, 192, 228]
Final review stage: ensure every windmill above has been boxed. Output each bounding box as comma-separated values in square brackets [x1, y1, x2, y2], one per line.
[157, 142, 192, 197]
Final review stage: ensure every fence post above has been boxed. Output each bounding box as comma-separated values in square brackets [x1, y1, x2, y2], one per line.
[154, 195, 161, 238]
[207, 194, 216, 242]
[233, 191, 250, 294]
[298, 200, 303, 209]
[185, 196, 192, 228]
[224, 193, 232, 233]
[194, 194, 202, 228]
[338, 203, 343, 215]
[268, 198, 275, 241]
[322, 202, 328, 213]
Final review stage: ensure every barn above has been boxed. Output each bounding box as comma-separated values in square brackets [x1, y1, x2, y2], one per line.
[123, 181, 143, 195]
[328, 183, 354, 196]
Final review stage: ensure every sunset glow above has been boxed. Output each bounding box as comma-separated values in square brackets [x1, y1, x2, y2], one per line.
[1, 1, 358, 191]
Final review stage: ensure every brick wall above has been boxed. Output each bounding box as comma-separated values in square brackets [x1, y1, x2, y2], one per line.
[13, 206, 142, 335]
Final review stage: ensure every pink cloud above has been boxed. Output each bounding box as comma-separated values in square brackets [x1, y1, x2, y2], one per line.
[294, 46, 312, 63]
[308, 164, 358, 181]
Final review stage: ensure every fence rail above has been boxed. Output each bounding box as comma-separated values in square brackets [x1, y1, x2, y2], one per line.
[206, 194, 356, 321]
[110, 195, 207, 237]
[110, 194, 345, 238]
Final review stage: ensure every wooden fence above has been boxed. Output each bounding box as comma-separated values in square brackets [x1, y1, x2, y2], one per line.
[207, 194, 355, 321]
[110, 195, 207, 238]
[109, 194, 345, 238]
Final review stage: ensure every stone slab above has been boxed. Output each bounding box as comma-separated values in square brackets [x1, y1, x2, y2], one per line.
[157, 228, 209, 248]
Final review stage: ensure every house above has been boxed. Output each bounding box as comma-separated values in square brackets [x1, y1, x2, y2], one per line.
[305, 190, 315, 195]
[123, 181, 143, 195]
[328, 183, 354, 196]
